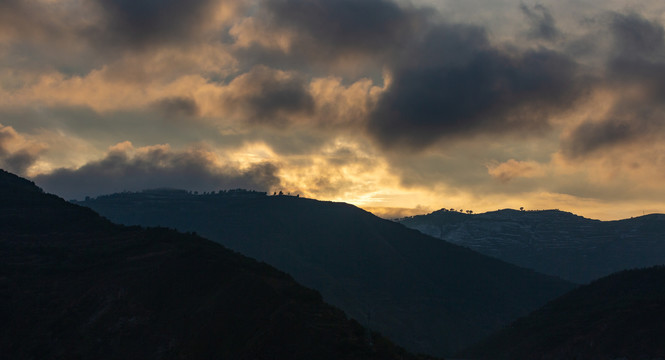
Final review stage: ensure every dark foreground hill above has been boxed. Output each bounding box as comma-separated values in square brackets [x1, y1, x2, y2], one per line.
[0, 170, 423, 360]
[399, 209, 665, 283]
[461, 266, 665, 360]
[77, 189, 574, 356]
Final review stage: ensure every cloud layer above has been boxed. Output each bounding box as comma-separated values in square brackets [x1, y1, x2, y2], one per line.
[368, 23, 584, 150]
[34, 142, 280, 200]
[562, 12, 665, 158]
[0, 124, 44, 176]
[2, 0, 665, 219]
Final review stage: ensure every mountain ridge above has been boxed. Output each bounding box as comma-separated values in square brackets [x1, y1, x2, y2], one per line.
[0, 169, 424, 360]
[398, 208, 665, 283]
[77, 189, 574, 357]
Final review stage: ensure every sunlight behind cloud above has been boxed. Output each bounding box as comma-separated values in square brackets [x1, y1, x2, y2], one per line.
[1, 0, 664, 220]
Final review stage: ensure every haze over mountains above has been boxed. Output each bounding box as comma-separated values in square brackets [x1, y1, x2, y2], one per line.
[399, 209, 665, 283]
[78, 189, 573, 356]
[0, 170, 422, 360]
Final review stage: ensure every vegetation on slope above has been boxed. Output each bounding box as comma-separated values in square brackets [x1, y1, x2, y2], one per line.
[0, 170, 424, 360]
[461, 266, 665, 360]
[79, 189, 574, 356]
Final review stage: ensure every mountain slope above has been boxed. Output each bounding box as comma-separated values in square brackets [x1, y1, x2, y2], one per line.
[77, 190, 574, 356]
[0, 170, 422, 360]
[399, 209, 665, 283]
[461, 266, 665, 360]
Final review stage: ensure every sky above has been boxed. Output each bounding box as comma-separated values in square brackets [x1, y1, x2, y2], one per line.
[2, 0, 665, 220]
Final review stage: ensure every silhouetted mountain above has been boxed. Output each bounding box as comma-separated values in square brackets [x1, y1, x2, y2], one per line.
[0, 170, 425, 360]
[460, 266, 665, 360]
[398, 209, 665, 283]
[77, 190, 574, 356]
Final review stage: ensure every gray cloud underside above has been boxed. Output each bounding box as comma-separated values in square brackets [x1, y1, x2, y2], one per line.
[368, 23, 584, 150]
[519, 3, 562, 41]
[34, 146, 281, 200]
[90, 0, 221, 49]
[234, 1, 584, 151]
[2, 150, 38, 176]
[562, 107, 664, 157]
[225, 67, 315, 125]
[0, 0, 234, 62]
[266, 0, 424, 55]
[0, 126, 39, 176]
[258, 1, 665, 155]
[562, 12, 665, 157]
[152, 97, 200, 118]
[5, 0, 665, 171]
[228, 0, 428, 78]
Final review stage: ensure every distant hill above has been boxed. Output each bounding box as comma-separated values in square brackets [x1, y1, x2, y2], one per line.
[398, 209, 665, 283]
[0, 170, 423, 360]
[460, 266, 665, 359]
[77, 190, 574, 357]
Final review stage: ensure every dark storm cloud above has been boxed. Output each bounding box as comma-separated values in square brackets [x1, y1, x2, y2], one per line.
[609, 12, 665, 60]
[240, 0, 584, 151]
[266, 0, 422, 54]
[606, 12, 665, 92]
[153, 97, 200, 117]
[519, 3, 562, 41]
[246, 78, 314, 123]
[0, 0, 232, 71]
[601, 13, 665, 90]
[562, 109, 662, 158]
[34, 145, 281, 200]
[367, 23, 584, 150]
[90, 0, 220, 48]
[562, 13, 665, 158]
[232, 0, 426, 71]
[3, 150, 39, 175]
[223, 67, 315, 125]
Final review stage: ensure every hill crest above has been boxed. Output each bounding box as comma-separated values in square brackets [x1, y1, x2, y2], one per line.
[78, 188, 574, 357]
[399, 207, 665, 283]
[0, 169, 423, 360]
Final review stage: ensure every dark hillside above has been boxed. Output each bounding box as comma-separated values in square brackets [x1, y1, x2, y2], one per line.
[461, 266, 665, 360]
[78, 190, 574, 356]
[0, 170, 422, 360]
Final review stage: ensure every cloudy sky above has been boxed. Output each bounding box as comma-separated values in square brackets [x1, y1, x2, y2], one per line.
[2, 0, 665, 220]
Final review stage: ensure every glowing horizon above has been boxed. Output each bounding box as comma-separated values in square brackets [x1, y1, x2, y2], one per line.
[2, 0, 665, 222]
